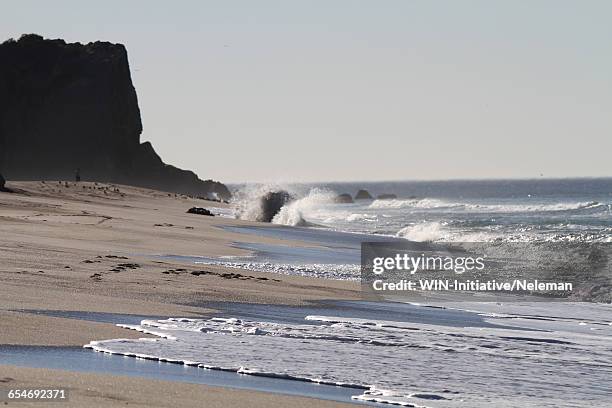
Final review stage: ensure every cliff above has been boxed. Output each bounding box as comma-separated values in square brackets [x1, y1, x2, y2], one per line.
[0, 34, 230, 199]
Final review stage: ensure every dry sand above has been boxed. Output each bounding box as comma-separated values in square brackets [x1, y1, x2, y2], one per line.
[0, 181, 361, 407]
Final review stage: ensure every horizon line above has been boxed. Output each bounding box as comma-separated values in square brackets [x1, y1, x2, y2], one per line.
[224, 175, 612, 185]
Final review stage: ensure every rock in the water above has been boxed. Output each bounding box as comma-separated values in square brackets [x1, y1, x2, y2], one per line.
[0, 34, 230, 200]
[377, 193, 397, 200]
[354, 189, 373, 200]
[0, 173, 5, 191]
[187, 207, 214, 216]
[334, 193, 354, 204]
[257, 191, 293, 222]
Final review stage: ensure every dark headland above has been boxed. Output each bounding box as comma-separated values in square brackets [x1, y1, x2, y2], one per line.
[0, 34, 230, 199]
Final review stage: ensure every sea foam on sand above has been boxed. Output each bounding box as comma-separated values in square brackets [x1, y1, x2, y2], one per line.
[85, 302, 612, 408]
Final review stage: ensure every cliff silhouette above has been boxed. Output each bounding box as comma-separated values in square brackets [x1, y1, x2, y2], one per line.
[0, 34, 230, 199]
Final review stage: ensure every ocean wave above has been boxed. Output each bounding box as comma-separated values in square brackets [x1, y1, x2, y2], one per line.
[370, 198, 606, 213]
[232, 183, 295, 222]
[396, 221, 448, 242]
[469, 200, 604, 213]
[231, 184, 342, 227]
[272, 188, 337, 226]
[369, 198, 454, 210]
[345, 213, 378, 222]
[395, 221, 502, 243]
[395, 221, 612, 243]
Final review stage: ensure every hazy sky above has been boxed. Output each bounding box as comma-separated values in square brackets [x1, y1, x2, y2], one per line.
[2, 1, 611, 183]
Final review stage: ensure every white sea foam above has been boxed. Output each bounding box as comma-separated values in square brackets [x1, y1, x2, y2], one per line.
[232, 183, 297, 222]
[194, 260, 360, 280]
[370, 198, 605, 213]
[467, 200, 604, 213]
[207, 205, 235, 218]
[86, 303, 612, 408]
[395, 221, 612, 243]
[345, 213, 378, 222]
[396, 222, 447, 242]
[395, 221, 500, 242]
[369, 198, 454, 210]
[272, 188, 337, 226]
[232, 184, 345, 227]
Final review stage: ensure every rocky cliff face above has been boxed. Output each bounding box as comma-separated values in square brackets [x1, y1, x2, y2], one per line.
[0, 34, 230, 199]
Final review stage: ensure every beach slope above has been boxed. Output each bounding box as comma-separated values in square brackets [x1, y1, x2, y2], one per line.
[0, 181, 359, 406]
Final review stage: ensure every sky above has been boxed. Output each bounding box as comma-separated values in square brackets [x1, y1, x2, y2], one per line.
[2, 1, 611, 183]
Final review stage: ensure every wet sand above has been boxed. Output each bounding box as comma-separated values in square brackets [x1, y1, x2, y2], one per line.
[0, 365, 355, 408]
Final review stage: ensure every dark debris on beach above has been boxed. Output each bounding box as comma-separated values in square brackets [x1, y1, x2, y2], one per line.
[162, 268, 280, 282]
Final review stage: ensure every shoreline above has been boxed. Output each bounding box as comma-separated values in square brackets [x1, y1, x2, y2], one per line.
[0, 364, 357, 408]
[0, 341, 367, 406]
[0, 181, 362, 406]
[0, 300, 497, 407]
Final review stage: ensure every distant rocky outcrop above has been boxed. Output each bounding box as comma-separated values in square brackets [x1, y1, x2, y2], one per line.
[334, 193, 354, 204]
[0, 173, 6, 191]
[354, 189, 373, 200]
[257, 190, 293, 222]
[377, 193, 397, 200]
[0, 34, 230, 199]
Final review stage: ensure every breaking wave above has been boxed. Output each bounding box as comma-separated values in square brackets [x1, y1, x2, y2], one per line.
[396, 221, 612, 243]
[272, 188, 337, 226]
[232, 184, 339, 227]
[395, 221, 500, 243]
[396, 221, 447, 242]
[232, 183, 288, 222]
[370, 198, 455, 210]
[370, 199, 605, 213]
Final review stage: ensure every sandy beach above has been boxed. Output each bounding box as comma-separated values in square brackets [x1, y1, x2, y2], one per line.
[0, 365, 355, 408]
[0, 181, 359, 406]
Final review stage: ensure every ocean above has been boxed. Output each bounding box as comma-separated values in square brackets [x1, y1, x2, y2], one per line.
[232, 178, 612, 243]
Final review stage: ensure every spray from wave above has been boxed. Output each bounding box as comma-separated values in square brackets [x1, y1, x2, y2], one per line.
[233, 184, 337, 227]
[232, 184, 294, 222]
[272, 188, 337, 226]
